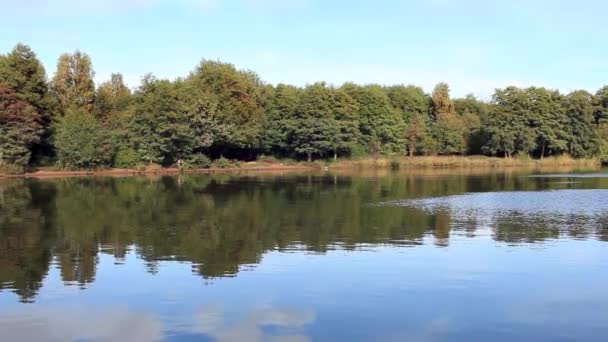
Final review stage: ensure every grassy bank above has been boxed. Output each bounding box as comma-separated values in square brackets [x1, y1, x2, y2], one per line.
[0, 155, 601, 179]
[329, 155, 601, 169]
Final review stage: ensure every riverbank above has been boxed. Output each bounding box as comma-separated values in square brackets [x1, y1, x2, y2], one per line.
[0, 155, 601, 179]
[333, 155, 601, 169]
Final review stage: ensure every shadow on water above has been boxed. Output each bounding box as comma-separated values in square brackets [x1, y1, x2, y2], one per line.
[1, 167, 608, 303]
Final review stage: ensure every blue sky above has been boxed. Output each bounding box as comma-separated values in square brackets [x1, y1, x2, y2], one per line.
[1, 0, 607, 98]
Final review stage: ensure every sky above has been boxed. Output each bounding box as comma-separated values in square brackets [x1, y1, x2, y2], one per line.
[1, 0, 607, 98]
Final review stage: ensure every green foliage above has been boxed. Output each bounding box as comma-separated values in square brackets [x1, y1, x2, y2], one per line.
[262, 84, 300, 156]
[484, 87, 570, 158]
[431, 83, 466, 155]
[0, 44, 53, 164]
[1, 44, 606, 172]
[0, 44, 50, 113]
[95, 73, 131, 118]
[564, 90, 598, 158]
[113, 147, 140, 168]
[343, 84, 403, 154]
[51, 51, 96, 113]
[186, 154, 211, 169]
[212, 157, 235, 169]
[390, 159, 400, 170]
[129, 75, 192, 165]
[0, 84, 43, 168]
[186, 60, 265, 150]
[455, 94, 488, 154]
[387, 85, 431, 121]
[403, 112, 429, 156]
[54, 110, 113, 169]
[293, 83, 359, 161]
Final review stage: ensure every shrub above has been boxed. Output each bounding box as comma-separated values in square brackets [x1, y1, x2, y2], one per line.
[186, 154, 211, 169]
[113, 147, 140, 168]
[212, 157, 236, 169]
[390, 159, 401, 170]
[350, 144, 368, 158]
[0, 163, 26, 174]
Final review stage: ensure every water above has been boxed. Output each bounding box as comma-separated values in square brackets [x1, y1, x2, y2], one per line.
[1, 168, 608, 341]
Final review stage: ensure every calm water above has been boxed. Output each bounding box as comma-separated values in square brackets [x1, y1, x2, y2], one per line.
[1, 168, 608, 341]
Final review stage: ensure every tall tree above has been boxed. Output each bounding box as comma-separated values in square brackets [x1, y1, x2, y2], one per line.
[343, 84, 404, 154]
[431, 83, 456, 120]
[95, 73, 131, 118]
[431, 83, 465, 155]
[51, 51, 95, 113]
[387, 85, 431, 122]
[129, 75, 192, 165]
[484, 87, 534, 157]
[527, 87, 569, 158]
[0, 43, 50, 113]
[387, 85, 434, 155]
[328, 88, 359, 160]
[0, 84, 44, 169]
[293, 83, 336, 162]
[594, 86, 608, 125]
[564, 90, 598, 157]
[0, 44, 53, 162]
[454, 94, 487, 154]
[261, 84, 300, 156]
[177, 78, 230, 156]
[186, 60, 265, 154]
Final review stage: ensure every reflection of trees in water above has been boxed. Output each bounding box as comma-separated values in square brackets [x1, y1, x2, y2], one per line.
[493, 213, 608, 244]
[1, 172, 608, 302]
[0, 180, 56, 302]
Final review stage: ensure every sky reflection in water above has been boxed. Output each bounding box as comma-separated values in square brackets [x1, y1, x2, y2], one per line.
[1, 169, 608, 341]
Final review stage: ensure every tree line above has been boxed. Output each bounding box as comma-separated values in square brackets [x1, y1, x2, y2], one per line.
[2, 43, 608, 171]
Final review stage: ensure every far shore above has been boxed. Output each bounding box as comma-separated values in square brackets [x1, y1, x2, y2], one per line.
[0, 155, 602, 179]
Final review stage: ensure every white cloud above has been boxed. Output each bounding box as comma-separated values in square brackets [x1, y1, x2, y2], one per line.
[0, 306, 163, 342]
[190, 305, 315, 342]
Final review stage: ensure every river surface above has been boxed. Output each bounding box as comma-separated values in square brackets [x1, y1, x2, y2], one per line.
[1, 168, 608, 341]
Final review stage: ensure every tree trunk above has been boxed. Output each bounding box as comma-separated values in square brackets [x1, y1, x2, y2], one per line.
[307, 152, 312, 163]
[409, 144, 414, 157]
[540, 143, 546, 159]
[333, 150, 337, 161]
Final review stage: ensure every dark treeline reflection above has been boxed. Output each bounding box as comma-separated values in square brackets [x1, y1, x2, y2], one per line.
[1, 171, 608, 302]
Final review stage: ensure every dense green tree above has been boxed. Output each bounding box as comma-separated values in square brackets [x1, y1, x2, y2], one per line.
[54, 109, 113, 168]
[387, 85, 434, 156]
[95, 73, 131, 118]
[0, 84, 44, 169]
[563, 90, 598, 157]
[387, 85, 431, 121]
[177, 78, 231, 155]
[343, 84, 404, 154]
[129, 75, 192, 165]
[0, 44, 54, 163]
[528, 87, 569, 158]
[51, 51, 96, 113]
[186, 60, 265, 153]
[261, 84, 300, 156]
[328, 87, 360, 160]
[293, 83, 338, 161]
[484, 87, 535, 157]
[403, 112, 429, 156]
[454, 94, 488, 154]
[0, 44, 50, 113]
[431, 83, 466, 155]
[594, 86, 608, 125]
